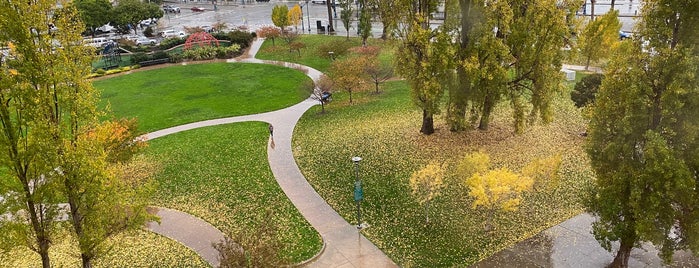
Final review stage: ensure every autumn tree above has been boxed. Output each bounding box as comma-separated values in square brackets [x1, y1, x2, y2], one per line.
[212, 22, 228, 33]
[409, 162, 446, 224]
[271, 5, 290, 31]
[74, 0, 113, 36]
[395, 0, 455, 134]
[329, 55, 370, 104]
[521, 154, 562, 192]
[288, 4, 303, 33]
[214, 209, 285, 267]
[257, 26, 281, 46]
[459, 152, 533, 231]
[365, 57, 393, 94]
[339, 0, 353, 39]
[578, 10, 621, 69]
[0, 2, 156, 268]
[585, 0, 699, 266]
[303, 76, 332, 113]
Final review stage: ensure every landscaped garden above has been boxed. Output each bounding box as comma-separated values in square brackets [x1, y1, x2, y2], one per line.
[95, 62, 311, 132]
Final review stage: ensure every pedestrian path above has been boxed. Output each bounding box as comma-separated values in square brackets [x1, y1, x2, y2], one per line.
[143, 38, 396, 267]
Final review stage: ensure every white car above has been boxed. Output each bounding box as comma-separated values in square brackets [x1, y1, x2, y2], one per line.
[135, 37, 157, 46]
[160, 30, 186, 38]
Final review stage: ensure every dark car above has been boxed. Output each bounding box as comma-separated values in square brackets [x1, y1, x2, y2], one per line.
[191, 7, 206, 12]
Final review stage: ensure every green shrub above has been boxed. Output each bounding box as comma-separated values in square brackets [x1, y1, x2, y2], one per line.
[159, 37, 186, 50]
[143, 26, 154, 37]
[227, 30, 254, 48]
[152, 51, 169, 60]
[130, 52, 149, 65]
[571, 73, 604, 108]
[316, 39, 353, 59]
[95, 68, 106, 75]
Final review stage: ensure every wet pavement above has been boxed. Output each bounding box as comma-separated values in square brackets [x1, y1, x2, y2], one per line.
[472, 213, 699, 268]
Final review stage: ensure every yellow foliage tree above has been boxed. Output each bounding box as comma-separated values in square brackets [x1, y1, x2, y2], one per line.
[288, 5, 303, 32]
[521, 154, 562, 192]
[409, 162, 446, 224]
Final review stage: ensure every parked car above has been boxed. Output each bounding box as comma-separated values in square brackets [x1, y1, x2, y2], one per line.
[135, 37, 158, 46]
[191, 6, 206, 12]
[311, 0, 326, 4]
[159, 30, 186, 38]
[163, 5, 180, 13]
[619, 31, 633, 40]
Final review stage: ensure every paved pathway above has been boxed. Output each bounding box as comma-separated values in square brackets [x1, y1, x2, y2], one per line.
[144, 38, 396, 267]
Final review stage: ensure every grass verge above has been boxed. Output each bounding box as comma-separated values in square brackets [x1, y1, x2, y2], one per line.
[293, 80, 593, 266]
[146, 122, 322, 264]
[0, 225, 209, 268]
[95, 62, 310, 132]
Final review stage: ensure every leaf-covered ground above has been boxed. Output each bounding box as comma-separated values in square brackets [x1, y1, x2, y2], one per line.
[0, 225, 209, 267]
[94, 62, 310, 132]
[293, 80, 594, 266]
[146, 122, 322, 264]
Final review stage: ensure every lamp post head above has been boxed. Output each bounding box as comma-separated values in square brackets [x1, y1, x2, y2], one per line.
[352, 156, 362, 163]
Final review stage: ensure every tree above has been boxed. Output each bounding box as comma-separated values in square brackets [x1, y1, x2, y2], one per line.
[214, 209, 285, 268]
[364, 57, 393, 94]
[325, 0, 335, 32]
[338, 0, 353, 39]
[112, 0, 163, 35]
[395, 1, 455, 134]
[571, 73, 604, 108]
[459, 152, 533, 231]
[74, 0, 113, 36]
[328, 56, 369, 104]
[288, 4, 303, 33]
[409, 162, 446, 224]
[585, 0, 699, 266]
[212, 22, 228, 33]
[578, 10, 621, 69]
[521, 154, 562, 192]
[357, 3, 372, 46]
[256, 26, 281, 46]
[271, 5, 290, 32]
[303, 76, 332, 114]
[366, 0, 399, 40]
[0, 2, 91, 266]
[0, 2, 157, 268]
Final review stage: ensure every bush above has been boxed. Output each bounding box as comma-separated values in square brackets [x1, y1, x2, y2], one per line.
[152, 51, 169, 60]
[316, 39, 353, 59]
[95, 68, 106, 75]
[227, 30, 254, 48]
[181, 45, 242, 61]
[159, 37, 186, 50]
[571, 73, 604, 108]
[130, 52, 149, 65]
[143, 26, 154, 37]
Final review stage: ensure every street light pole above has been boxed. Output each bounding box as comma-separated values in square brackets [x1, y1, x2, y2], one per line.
[306, 0, 311, 34]
[352, 156, 363, 229]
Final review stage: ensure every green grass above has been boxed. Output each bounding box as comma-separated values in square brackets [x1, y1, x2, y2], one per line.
[146, 122, 322, 264]
[95, 62, 310, 132]
[293, 80, 593, 266]
[256, 35, 396, 72]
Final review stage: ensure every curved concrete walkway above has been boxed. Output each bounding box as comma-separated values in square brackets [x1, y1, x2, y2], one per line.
[144, 38, 396, 267]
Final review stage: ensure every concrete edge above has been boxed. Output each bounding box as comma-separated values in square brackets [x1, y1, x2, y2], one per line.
[285, 236, 327, 267]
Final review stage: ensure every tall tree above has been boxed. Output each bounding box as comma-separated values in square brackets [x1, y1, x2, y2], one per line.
[325, 0, 335, 32]
[366, 0, 399, 40]
[395, 0, 454, 135]
[338, 0, 353, 39]
[578, 10, 621, 70]
[357, 2, 372, 46]
[74, 0, 113, 36]
[585, 0, 699, 266]
[288, 4, 303, 33]
[271, 5, 290, 32]
[0, 1, 89, 266]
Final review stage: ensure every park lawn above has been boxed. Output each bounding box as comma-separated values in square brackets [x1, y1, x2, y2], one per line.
[145, 122, 322, 264]
[0, 225, 209, 268]
[293, 80, 594, 266]
[255, 35, 395, 72]
[95, 62, 310, 132]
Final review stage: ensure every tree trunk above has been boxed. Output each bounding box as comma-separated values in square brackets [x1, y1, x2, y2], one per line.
[67, 185, 93, 268]
[82, 254, 93, 268]
[24, 189, 52, 268]
[349, 90, 353, 104]
[478, 93, 495, 130]
[420, 109, 435, 135]
[448, 0, 473, 132]
[610, 0, 615, 10]
[326, 0, 334, 32]
[381, 24, 390, 40]
[609, 237, 633, 268]
[591, 0, 596, 21]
